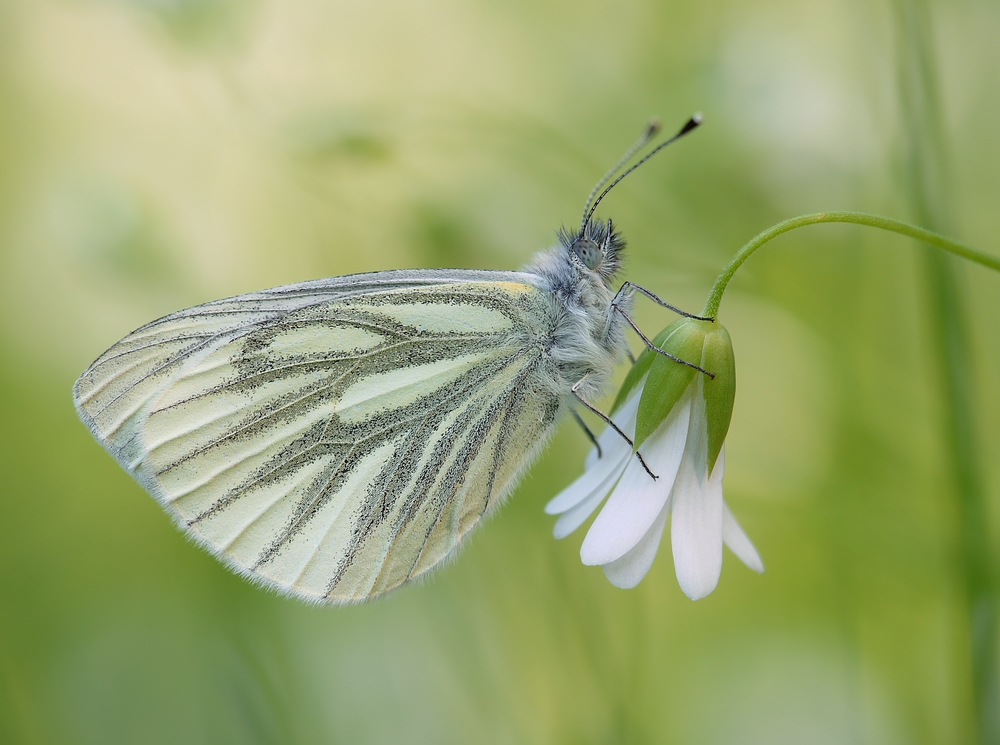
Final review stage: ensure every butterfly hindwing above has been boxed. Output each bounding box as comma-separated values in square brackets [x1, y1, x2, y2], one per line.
[75, 273, 561, 603]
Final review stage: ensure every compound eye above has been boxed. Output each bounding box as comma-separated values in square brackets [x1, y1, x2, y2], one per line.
[573, 238, 602, 270]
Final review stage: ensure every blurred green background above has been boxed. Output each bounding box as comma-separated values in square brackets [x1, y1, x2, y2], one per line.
[1, 0, 998, 743]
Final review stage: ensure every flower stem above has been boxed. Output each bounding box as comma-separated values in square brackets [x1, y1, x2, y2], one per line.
[700, 211, 1000, 318]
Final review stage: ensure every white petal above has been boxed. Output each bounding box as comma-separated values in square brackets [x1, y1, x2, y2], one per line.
[545, 443, 630, 515]
[601, 500, 670, 589]
[722, 499, 764, 573]
[670, 414, 724, 600]
[583, 412, 627, 471]
[580, 392, 691, 566]
[552, 455, 629, 538]
[545, 394, 639, 515]
[588, 389, 641, 466]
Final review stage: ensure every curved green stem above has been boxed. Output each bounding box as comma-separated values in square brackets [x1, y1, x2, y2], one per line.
[701, 211, 1000, 318]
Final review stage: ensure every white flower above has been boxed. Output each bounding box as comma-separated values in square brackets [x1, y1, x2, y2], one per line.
[547, 319, 763, 599]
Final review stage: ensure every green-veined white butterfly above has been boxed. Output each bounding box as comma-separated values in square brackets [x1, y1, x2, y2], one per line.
[74, 116, 705, 604]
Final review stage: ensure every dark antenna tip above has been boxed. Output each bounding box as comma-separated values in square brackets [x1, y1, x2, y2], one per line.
[645, 119, 663, 138]
[677, 112, 703, 137]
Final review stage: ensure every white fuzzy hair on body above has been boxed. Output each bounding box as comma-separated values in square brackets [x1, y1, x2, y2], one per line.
[525, 218, 631, 406]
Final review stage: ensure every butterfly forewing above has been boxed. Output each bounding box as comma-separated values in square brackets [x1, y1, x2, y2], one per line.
[75, 273, 561, 603]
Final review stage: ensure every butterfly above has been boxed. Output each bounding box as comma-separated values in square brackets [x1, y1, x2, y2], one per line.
[74, 116, 704, 604]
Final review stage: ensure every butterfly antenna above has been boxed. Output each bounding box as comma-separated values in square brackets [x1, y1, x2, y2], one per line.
[581, 113, 702, 233]
[580, 119, 662, 231]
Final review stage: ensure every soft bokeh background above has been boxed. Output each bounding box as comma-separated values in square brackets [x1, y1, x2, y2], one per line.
[1, 0, 998, 743]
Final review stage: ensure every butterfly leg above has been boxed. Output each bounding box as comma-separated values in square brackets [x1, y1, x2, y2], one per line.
[611, 303, 715, 379]
[571, 379, 658, 480]
[613, 281, 714, 321]
[570, 407, 603, 458]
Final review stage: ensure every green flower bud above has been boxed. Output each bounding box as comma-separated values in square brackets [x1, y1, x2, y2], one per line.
[632, 318, 735, 474]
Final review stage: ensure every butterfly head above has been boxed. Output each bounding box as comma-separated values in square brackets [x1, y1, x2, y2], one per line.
[559, 217, 624, 285]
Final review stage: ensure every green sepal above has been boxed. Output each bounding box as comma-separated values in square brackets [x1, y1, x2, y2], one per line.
[702, 324, 736, 473]
[610, 326, 678, 415]
[633, 319, 705, 450]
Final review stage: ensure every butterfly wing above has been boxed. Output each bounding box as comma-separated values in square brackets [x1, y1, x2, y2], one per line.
[75, 270, 562, 603]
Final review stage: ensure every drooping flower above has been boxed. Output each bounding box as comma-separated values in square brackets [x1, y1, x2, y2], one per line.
[547, 318, 763, 599]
